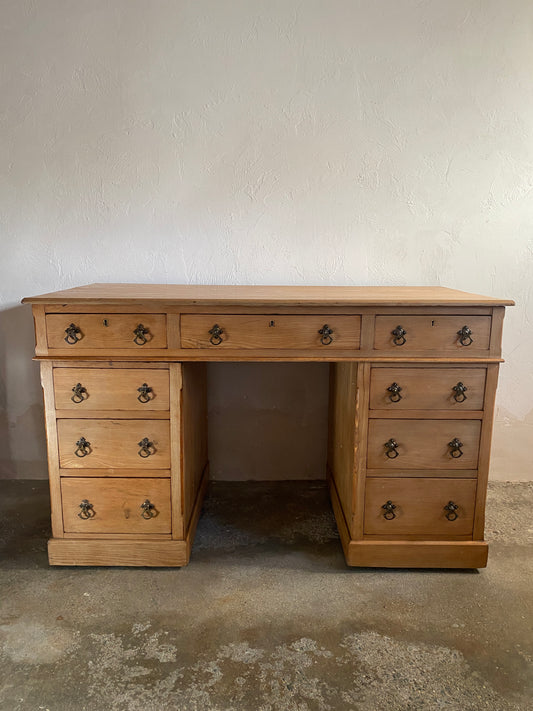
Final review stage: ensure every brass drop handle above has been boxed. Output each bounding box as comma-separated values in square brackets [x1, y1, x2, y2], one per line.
[382, 501, 397, 520]
[392, 325, 406, 346]
[452, 382, 468, 403]
[140, 499, 157, 519]
[457, 325, 473, 346]
[387, 382, 402, 402]
[64, 323, 82, 344]
[71, 383, 88, 404]
[209, 324, 224, 345]
[78, 499, 95, 519]
[137, 383, 153, 403]
[384, 438, 399, 458]
[448, 437, 463, 458]
[138, 437, 155, 458]
[444, 501, 459, 521]
[74, 437, 91, 457]
[133, 324, 149, 346]
[318, 324, 333, 345]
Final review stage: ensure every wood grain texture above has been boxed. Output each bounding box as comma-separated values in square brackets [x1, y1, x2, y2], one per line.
[33, 305, 48, 356]
[363, 478, 476, 536]
[181, 314, 361, 350]
[345, 540, 488, 568]
[367, 419, 481, 470]
[40, 361, 63, 537]
[369, 367, 487, 411]
[374, 315, 491, 352]
[170, 363, 183, 539]
[53, 368, 170, 411]
[181, 362, 208, 531]
[46, 313, 167, 349]
[61, 478, 171, 534]
[48, 538, 188, 566]
[57, 419, 170, 469]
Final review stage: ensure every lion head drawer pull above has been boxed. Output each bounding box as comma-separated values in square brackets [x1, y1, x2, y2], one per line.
[382, 501, 397, 520]
[133, 324, 149, 346]
[74, 437, 91, 457]
[448, 437, 464, 458]
[64, 323, 83, 344]
[387, 382, 403, 402]
[78, 499, 95, 519]
[444, 501, 459, 521]
[318, 324, 334, 345]
[140, 499, 157, 519]
[391, 325, 407, 346]
[138, 437, 156, 458]
[71, 382, 88, 404]
[457, 325, 473, 346]
[209, 324, 224, 345]
[137, 383, 153, 403]
[452, 382, 468, 403]
[384, 438, 399, 458]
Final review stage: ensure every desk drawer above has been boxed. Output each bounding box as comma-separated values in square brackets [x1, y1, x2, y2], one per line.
[367, 419, 481, 470]
[364, 478, 476, 536]
[53, 368, 170, 411]
[46, 314, 167, 349]
[61, 477, 171, 534]
[369, 367, 487, 411]
[57, 419, 170, 469]
[180, 314, 361, 350]
[374, 315, 491, 352]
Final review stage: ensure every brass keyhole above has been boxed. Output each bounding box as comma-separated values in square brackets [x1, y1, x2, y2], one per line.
[103, 319, 109, 327]
[269, 320, 275, 327]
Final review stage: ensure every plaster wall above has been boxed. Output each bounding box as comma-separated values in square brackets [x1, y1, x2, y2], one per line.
[1, 0, 532, 480]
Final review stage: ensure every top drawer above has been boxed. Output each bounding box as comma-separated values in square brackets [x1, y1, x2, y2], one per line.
[180, 314, 361, 350]
[374, 316, 491, 352]
[46, 314, 167, 350]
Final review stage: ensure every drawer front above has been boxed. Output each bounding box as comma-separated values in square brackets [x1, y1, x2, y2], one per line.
[46, 314, 167, 349]
[58, 420, 170, 469]
[367, 419, 481, 470]
[61, 478, 171, 533]
[53, 369, 170, 411]
[369, 367, 487, 411]
[364, 478, 476, 535]
[180, 314, 361, 350]
[374, 315, 491, 351]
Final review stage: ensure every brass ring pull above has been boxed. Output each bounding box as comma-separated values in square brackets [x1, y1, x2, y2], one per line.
[140, 499, 157, 519]
[318, 324, 333, 345]
[138, 437, 155, 458]
[133, 324, 149, 346]
[382, 501, 397, 520]
[64, 323, 82, 344]
[392, 325, 406, 346]
[209, 324, 224, 345]
[387, 382, 402, 402]
[448, 437, 463, 458]
[137, 383, 153, 403]
[444, 501, 459, 521]
[457, 325, 473, 346]
[78, 499, 95, 519]
[71, 383, 88, 404]
[452, 382, 468, 403]
[74, 437, 91, 457]
[384, 438, 399, 459]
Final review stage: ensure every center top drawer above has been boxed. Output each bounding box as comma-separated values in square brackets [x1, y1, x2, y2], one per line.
[180, 314, 361, 350]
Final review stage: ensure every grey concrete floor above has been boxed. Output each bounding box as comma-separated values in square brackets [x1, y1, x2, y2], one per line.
[0, 479, 532, 711]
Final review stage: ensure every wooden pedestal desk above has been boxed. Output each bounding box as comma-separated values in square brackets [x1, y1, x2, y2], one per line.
[22, 285, 513, 569]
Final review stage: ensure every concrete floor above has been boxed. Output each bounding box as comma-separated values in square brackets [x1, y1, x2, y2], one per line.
[0, 480, 531, 711]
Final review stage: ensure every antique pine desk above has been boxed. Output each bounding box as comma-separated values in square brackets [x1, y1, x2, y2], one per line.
[22, 284, 513, 569]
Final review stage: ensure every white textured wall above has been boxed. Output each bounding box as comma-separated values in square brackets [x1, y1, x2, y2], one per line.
[1, 0, 532, 480]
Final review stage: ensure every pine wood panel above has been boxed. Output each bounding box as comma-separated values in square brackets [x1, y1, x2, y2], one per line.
[367, 419, 481, 470]
[57, 419, 170, 469]
[46, 314, 167, 349]
[40, 362, 63, 537]
[364, 478, 476, 536]
[369, 367, 487, 411]
[48, 539, 188, 566]
[345, 540, 488, 568]
[61, 478, 171, 534]
[180, 314, 361, 350]
[181, 363, 208, 531]
[374, 316, 491, 352]
[53, 368, 170, 411]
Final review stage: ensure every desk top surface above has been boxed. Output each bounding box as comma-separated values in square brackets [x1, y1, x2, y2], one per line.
[22, 284, 514, 307]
